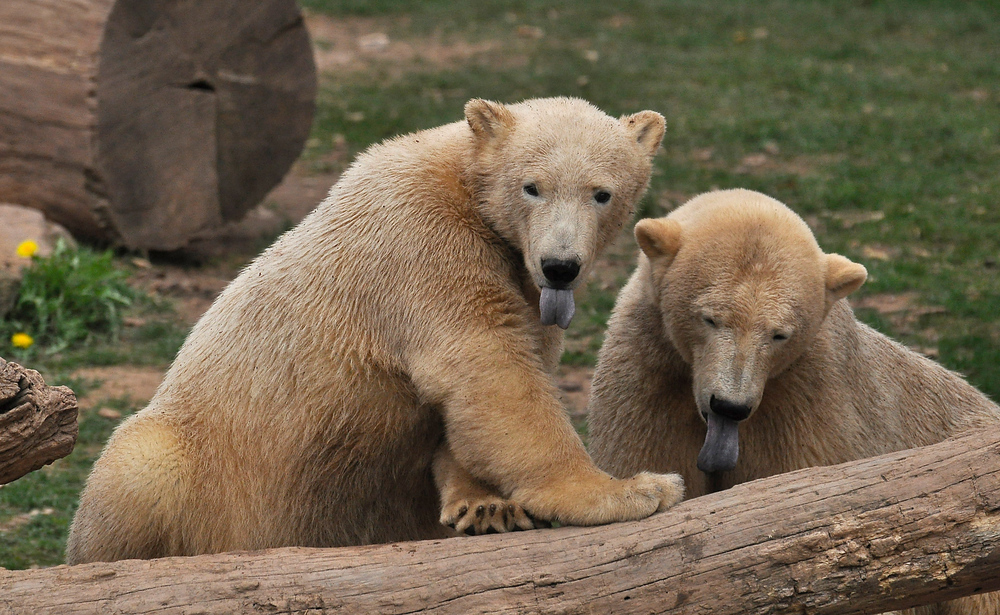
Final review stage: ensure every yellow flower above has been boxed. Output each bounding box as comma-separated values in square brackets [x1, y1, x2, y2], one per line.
[16, 239, 38, 258]
[11, 333, 33, 349]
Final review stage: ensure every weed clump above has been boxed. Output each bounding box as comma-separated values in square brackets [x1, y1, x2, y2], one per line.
[2, 240, 139, 356]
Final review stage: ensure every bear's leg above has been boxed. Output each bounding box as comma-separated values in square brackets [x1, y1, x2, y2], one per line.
[411, 330, 684, 527]
[433, 444, 534, 535]
[66, 416, 189, 564]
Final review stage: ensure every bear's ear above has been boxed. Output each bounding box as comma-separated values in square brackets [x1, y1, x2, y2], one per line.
[825, 253, 867, 302]
[620, 110, 666, 158]
[635, 218, 682, 264]
[465, 99, 516, 143]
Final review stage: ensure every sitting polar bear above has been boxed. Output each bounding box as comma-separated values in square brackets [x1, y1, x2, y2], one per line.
[588, 188, 1000, 615]
[66, 97, 684, 564]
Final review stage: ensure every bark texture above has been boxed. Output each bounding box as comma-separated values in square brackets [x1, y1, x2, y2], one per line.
[0, 0, 316, 250]
[2, 427, 999, 614]
[0, 358, 78, 485]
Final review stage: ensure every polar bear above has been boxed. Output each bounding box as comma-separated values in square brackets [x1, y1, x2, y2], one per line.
[65, 97, 684, 564]
[587, 189, 1000, 615]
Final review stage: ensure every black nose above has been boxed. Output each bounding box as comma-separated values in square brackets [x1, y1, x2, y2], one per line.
[540, 258, 580, 288]
[709, 395, 752, 421]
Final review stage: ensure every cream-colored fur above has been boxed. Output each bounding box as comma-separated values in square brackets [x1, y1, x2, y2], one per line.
[66, 97, 683, 564]
[588, 189, 1000, 615]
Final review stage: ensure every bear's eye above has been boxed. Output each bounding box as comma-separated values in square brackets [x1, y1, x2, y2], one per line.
[523, 183, 540, 197]
[703, 316, 717, 328]
[773, 332, 789, 341]
[594, 190, 612, 204]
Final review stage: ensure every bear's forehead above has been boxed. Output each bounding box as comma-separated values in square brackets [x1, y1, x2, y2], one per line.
[514, 122, 630, 154]
[500, 134, 641, 188]
[691, 278, 808, 330]
[674, 253, 824, 330]
[515, 145, 624, 181]
[689, 247, 821, 292]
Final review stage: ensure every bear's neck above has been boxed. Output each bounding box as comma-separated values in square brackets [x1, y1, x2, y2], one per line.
[459, 147, 524, 255]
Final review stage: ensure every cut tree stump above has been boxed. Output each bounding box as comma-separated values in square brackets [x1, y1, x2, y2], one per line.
[2, 426, 998, 614]
[0, 0, 316, 251]
[0, 357, 78, 485]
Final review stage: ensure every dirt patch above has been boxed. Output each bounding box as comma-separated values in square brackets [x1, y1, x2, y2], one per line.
[739, 152, 846, 177]
[72, 366, 165, 410]
[557, 365, 594, 424]
[852, 292, 947, 347]
[689, 147, 846, 178]
[827, 209, 885, 229]
[305, 13, 503, 76]
[130, 263, 234, 324]
[0, 507, 54, 535]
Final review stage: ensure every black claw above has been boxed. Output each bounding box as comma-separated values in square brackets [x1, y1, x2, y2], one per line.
[457, 505, 468, 517]
[475, 505, 485, 518]
[489, 503, 498, 515]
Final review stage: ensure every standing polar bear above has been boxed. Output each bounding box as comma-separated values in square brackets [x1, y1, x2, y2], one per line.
[587, 189, 1000, 615]
[66, 97, 684, 564]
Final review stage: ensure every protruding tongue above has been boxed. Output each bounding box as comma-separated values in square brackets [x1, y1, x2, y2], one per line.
[697, 413, 740, 473]
[539, 287, 575, 329]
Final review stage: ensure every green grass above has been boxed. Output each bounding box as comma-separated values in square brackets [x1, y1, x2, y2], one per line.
[3, 0, 1000, 569]
[0, 396, 141, 569]
[562, 279, 622, 366]
[1, 249, 185, 568]
[302, 0, 1000, 399]
[1, 241, 139, 358]
[1, 245, 187, 373]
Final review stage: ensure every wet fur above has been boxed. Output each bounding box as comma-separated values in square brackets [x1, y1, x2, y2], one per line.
[66, 97, 682, 563]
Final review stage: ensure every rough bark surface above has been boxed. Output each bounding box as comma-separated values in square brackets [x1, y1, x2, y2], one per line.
[2, 427, 998, 614]
[0, 0, 316, 250]
[0, 358, 78, 485]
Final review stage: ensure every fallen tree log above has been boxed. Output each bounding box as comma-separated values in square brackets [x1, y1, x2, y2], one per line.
[0, 358, 78, 485]
[2, 427, 998, 614]
[0, 0, 316, 250]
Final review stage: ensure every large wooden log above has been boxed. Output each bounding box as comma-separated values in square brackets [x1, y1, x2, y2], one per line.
[2, 427, 998, 614]
[0, 0, 316, 250]
[0, 358, 78, 485]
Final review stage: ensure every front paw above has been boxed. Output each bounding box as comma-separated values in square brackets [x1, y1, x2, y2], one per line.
[440, 496, 536, 535]
[630, 471, 685, 512]
[513, 470, 686, 526]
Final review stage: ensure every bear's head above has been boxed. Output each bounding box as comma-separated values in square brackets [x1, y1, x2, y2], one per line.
[634, 189, 867, 473]
[465, 97, 665, 329]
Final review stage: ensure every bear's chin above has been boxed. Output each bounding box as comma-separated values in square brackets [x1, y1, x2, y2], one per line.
[697, 413, 740, 473]
[539, 287, 575, 329]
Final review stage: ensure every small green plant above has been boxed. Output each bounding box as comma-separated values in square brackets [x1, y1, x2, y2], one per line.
[2, 240, 139, 356]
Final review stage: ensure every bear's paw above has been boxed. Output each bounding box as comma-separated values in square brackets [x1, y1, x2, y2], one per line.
[629, 471, 686, 512]
[440, 495, 536, 535]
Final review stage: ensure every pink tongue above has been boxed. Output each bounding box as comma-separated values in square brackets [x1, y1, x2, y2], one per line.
[539, 288, 575, 329]
[697, 413, 740, 473]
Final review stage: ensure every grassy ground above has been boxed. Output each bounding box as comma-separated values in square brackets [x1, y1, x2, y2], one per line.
[1, 278, 188, 568]
[2, 0, 999, 568]
[302, 0, 1000, 378]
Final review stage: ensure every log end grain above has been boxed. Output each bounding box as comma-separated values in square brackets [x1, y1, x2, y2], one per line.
[0, 0, 317, 250]
[96, 0, 317, 250]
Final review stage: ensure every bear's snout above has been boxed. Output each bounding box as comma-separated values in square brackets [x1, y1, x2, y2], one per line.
[540, 258, 581, 289]
[709, 395, 752, 422]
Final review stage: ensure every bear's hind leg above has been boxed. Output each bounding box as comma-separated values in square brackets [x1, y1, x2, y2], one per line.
[66, 414, 190, 564]
[433, 444, 535, 535]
